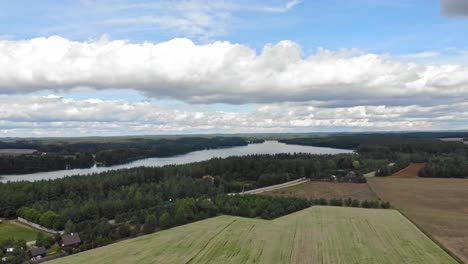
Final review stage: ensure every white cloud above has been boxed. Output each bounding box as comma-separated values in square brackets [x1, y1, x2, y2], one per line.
[0, 35, 15, 40]
[71, 0, 301, 39]
[1, 36, 468, 107]
[259, 0, 303, 13]
[400, 51, 440, 59]
[0, 95, 467, 136]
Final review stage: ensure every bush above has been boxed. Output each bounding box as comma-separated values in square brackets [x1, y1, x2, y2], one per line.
[159, 212, 171, 230]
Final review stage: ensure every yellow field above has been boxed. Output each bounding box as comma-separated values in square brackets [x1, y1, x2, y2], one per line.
[51, 206, 456, 264]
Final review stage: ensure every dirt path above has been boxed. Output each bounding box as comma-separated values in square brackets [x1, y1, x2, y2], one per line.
[229, 178, 310, 195]
[364, 163, 395, 178]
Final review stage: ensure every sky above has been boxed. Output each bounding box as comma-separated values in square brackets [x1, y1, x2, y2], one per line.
[1, 0, 468, 137]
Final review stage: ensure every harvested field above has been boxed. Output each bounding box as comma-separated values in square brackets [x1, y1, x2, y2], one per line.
[392, 163, 425, 178]
[50, 206, 456, 264]
[264, 181, 377, 201]
[369, 177, 468, 263]
[0, 148, 36, 156]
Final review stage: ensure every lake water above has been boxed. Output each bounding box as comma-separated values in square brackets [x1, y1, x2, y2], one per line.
[0, 141, 353, 183]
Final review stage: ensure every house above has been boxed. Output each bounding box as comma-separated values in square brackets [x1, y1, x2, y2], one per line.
[60, 233, 81, 248]
[202, 175, 215, 182]
[5, 248, 14, 253]
[28, 247, 47, 260]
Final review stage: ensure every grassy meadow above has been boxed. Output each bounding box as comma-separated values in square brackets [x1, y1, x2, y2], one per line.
[0, 220, 40, 242]
[50, 206, 456, 264]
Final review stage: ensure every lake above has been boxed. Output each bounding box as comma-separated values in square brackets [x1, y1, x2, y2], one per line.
[0, 141, 353, 182]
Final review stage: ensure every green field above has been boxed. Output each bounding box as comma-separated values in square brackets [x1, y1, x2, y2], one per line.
[0, 220, 40, 242]
[50, 206, 456, 264]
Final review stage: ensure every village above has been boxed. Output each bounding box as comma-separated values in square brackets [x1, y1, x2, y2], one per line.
[1, 217, 81, 263]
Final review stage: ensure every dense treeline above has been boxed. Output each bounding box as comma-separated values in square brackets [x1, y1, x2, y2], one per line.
[0, 153, 389, 256]
[0, 137, 250, 174]
[215, 195, 390, 219]
[374, 155, 412, 177]
[215, 195, 311, 219]
[0, 153, 364, 217]
[281, 134, 468, 178]
[93, 137, 250, 166]
[419, 155, 468, 178]
[0, 153, 93, 175]
[280, 134, 467, 157]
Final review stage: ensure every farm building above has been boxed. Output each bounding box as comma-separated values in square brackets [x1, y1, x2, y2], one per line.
[28, 246, 47, 260]
[60, 233, 81, 249]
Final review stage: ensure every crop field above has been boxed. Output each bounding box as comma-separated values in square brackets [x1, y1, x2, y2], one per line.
[264, 181, 377, 201]
[391, 163, 425, 178]
[51, 206, 456, 264]
[368, 177, 468, 263]
[0, 219, 40, 242]
[0, 149, 37, 156]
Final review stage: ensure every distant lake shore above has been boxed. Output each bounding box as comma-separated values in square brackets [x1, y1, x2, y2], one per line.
[0, 141, 353, 183]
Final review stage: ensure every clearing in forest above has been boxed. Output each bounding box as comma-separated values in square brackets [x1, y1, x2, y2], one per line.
[264, 181, 377, 201]
[50, 206, 456, 264]
[0, 219, 41, 242]
[391, 163, 425, 178]
[369, 177, 468, 263]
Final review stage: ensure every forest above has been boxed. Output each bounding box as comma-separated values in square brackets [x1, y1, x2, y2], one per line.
[281, 133, 468, 178]
[0, 153, 380, 257]
[0, 153, 94, 175]
[419, 154, 468, 178]
[0, 137, 249, 174]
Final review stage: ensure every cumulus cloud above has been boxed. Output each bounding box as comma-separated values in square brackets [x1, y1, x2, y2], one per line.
[0, 95, 467, 136]
[441, 0, 468, 17]
[1, 36, 468, 107]
[0, 36, 468, 108]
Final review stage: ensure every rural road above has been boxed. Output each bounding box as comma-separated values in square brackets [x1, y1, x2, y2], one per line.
[230, 177, 310, 195]
[364, 163, 395, 178]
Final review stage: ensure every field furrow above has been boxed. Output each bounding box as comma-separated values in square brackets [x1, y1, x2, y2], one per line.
[51, 206, 457, 264]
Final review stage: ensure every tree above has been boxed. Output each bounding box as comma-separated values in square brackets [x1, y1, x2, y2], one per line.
[344, 198, 353, 207]
[174, 207, 188, 226]
[64, 219, 76, 234]
[118, 224, 131, 238]
[327, 160, 337, 170]
[39, 210, 60, 229]
[159, 212, 171, 229]
[36, 232, 53, 249]
[353, 160, 360, 169]
[36, 232, 45, 247]
[361, 200, 371, 208]
[381, 201, 391, 209]
[143, 214, 157, 234]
